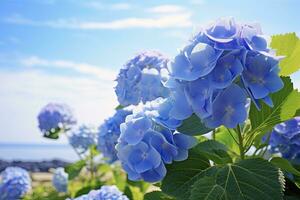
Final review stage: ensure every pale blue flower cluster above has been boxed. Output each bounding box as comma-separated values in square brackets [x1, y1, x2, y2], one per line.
[97, 109, 132, 163]
[69, 125, 97, 154]
[38, 103, 77, 138]
[72, 185, 128, 200]
[116, 100, 197, 182]
[164, 17, 283, 128]
[269, 117, 300, 164]
[52, 167, 68, 193]
[115, 51, 170, 106]
[0, 167, 31, 200]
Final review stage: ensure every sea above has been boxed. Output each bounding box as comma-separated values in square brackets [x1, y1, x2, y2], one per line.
[0, 143, 78, 162]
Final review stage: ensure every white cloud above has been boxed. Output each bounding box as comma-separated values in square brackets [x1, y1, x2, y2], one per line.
[21, 56, 116, 81]
[0, 69, 118, 144]
[4, 13, 192, 29]
[147, 5, 186, 14]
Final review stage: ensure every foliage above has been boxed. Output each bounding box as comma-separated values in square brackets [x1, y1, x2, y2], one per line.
[271, 33, 300, 76]
[248, 77, 300, 144]
[177, 114, 212, 136]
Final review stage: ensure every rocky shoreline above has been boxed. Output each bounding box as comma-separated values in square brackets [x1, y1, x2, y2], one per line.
[0, 159, 70, 172]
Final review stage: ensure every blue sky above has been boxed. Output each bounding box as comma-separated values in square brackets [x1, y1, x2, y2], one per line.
[0, 0, 299, 144]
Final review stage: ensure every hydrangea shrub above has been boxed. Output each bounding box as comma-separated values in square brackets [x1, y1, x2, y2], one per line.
[0, 167, 31, 200]
[269, 117, 300, 164]
[38, 103, 77, 139]
[110, 17, 300, 199]
[69, 125, 97, 154]
[31, 17, 300, 200]
[52, 167, 68, 193]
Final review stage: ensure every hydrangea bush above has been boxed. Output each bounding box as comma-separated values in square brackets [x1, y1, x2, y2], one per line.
[69, 125, 97, 154]
[52, 168, 69, 193]
[0, 167, 31, 200]
[269, 117, 300, 164]
[38, 103, 77, 139]
[32, 17, 300, 200]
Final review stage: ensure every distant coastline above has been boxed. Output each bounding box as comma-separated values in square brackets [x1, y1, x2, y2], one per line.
[0, 159, 70, 172]
[0, 142, 70, 148]
[0, 143, 78, 162]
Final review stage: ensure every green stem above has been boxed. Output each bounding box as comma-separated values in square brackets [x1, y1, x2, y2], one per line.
[212, 130, 216, 140]
[236, 124, 245, 159]
[90, 150, 95, 179]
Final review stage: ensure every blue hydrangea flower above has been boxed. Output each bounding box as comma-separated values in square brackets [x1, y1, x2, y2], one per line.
[269, 117, 300, 164]
[203, 84, 248, 128]
[116, 102, 196, 182]
[241, 52, 283, 109]
[240, 23, 269, 52]
[163, 17, 283, 129]
[98, 108, 132, 163]
[168, 42, 223, 81]
[115, 51, 170, 106]
[71, 185, 128, 200]
[147, 97, 184, 129]
[38, 103, 77, 139]
[209, 50, 244, 89]
[0, 167, 31, 200]
[69, 125, 97, 154]
[52, 168, 68, 193]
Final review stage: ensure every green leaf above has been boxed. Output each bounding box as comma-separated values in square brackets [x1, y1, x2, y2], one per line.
[249, 77, 300, 141]
[115, 104, 125, 110]
[74, 180, 102, 198]
[284, 196, 300, 200]
[43, 128, 61, 139]
[161, 149, 211, 200]
[194, 140, 232, 164]
[126, 178, 150, 193]
[177, 114, 212, 136]
[215, 127, 239, 155]
[216, 158, 283, 200]
[144, 191, 174, 200]
[189, 159, 283, 200]
[190, 176, 225, 200]
[270, 157, 300, 176]
[65, 160, 86, 180]
[124, 185, 144, 200]
[112, 169, 126, 191]
[271, 33, 300, 76]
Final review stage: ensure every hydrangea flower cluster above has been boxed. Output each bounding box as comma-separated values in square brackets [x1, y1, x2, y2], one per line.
[115, 51, 170, 106]
[116, 100, 197, 182]
[71, 185, 128, 200]
[97, 108, 132, 163]
[0, 167, 31, 200]
[52, 168, 68, 193]
[164, 17, 283, 128]
[69, 125, 97, 154]
[38, 103, 77, 139]
[269, 117, 300, 164]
